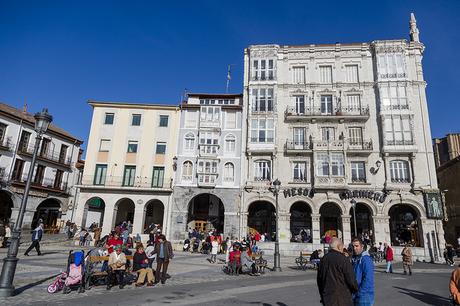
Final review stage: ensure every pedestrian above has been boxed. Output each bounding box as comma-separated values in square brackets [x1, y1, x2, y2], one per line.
[152, 234, 174, 284]
[2, 223, 11, 248]
[24, 223, 43, 256]
[351, 238, 374, 306]
[317, 238, 358, 306]
[401, 244, 413, 275]
[384, 243, 393, 273]
[450, 264, 460, 305]
[210, 237, 219, 263]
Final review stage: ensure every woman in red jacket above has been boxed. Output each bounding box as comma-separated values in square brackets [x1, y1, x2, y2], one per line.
[385, 242, 394, 273]
[229, 244, 242, 274]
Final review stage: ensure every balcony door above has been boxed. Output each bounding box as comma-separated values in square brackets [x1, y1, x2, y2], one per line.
[320, 95, 333, 115]
[293, 128, 305, 149]
[295, 96, 305, 115]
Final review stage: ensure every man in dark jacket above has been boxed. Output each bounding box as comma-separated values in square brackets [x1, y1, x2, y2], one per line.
[352, 238, 374, 306]
[152, 234, 174, 284]
[317, 238, 358, 306]
[24, 223, 43, 256]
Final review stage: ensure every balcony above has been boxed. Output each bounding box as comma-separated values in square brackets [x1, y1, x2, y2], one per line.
[314, 140, 344, 151]
[383, 139, 417, 153]
[18, 143, 72, 167]
[11, 173, 69, 194]
[0, 137, 13, 152]
[199, 144, 219, 157]
[285, 106, 370, 122]
[197, 174, 218, 188]
[285, 140, 312, 154]
[80, 175, 172, 190]
[346, 140, 373, 154]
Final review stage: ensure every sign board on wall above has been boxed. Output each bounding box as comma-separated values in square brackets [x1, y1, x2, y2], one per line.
[423, 192, 444, 219]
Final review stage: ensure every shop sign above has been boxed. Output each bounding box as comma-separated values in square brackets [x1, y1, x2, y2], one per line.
[283, 187, 314, 199]
[423, 191, 444, 219]
[339, 190, 387, 203]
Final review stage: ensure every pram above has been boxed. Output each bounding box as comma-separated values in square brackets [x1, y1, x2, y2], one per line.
[47, 250, 85, 294]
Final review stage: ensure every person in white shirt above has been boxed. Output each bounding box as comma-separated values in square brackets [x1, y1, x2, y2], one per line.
[210, 237, 219, 263]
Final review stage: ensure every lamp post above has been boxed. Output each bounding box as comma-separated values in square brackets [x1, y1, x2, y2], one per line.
[0, 109, 52, 297]
[272, 178, 281, 272]
[351, 198, 358, 238]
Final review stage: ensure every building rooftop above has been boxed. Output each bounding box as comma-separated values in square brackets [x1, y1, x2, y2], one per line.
[87, 100, 179, 110]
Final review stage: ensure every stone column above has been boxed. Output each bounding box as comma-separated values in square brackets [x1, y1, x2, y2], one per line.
[224, 211, 238, 239]
[373, 215, 390, 244]
[311, 213, 321, 245]
[102, 202, 116, 235]
[132, 201, 145, 235]
[278, 212, 290, 243]
[240, 212, 248, 240]
[342, 215, 351, 246]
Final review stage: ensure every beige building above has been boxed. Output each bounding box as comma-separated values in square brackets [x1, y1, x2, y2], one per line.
[74, 101, 180, 236]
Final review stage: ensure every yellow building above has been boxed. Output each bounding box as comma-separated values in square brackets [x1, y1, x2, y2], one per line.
[74, 101, 180, 236]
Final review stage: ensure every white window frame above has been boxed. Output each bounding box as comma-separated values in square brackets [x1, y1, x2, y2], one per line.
[351, 161, 366, 183]
[223, 162, 235, 182]
[99, 139, 111, 152]
[384, 115, 413, 145]
[390, 160, 411, 183]
[251, 88, 274, 112]
[319, 65, 333, 84]
[127, 140, 138, 153]
[380, 85, 408, 110]
[250, 118, 274, 143]
[293, 66, 305, 84]
[320, 95, 334, 115]
[252, 59, 275, 81]
[184, 133, 195, 151]
[293, 161, 307, 182]
[225, 134, 236, 153]
[182, 161, 193, 181]
[345, 64, 359, 83]
[254, 160, 271, 181]
[200, 106, 220, 122]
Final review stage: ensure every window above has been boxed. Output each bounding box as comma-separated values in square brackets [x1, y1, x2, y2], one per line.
[351, 162, 366, 182]
[250, 118, 274, 143]
[293, 162, 307, 182]
[34, 165, 45, 184]
[40, 138, 51, 157]
[223, 163, 235, 182]
[185, 110, 198, 128]
[293, 128, 306, 146]
[123, 166, 136, 186]
[159, 115, 169, 127]
[377, 53, 406, 79]
[155, 142, 166, 154]
[132, 114, 141, 126]
[99, 139, 111, 152]
[59, 145, 68, 163]
[200, 106, 220, 122]
[316, 153, 329, 176]
[348, 127, 363, 145]
[197, 160, 218, 185]
[319, 66, 332, 83]
[94, 164, 107, 185]
[346, 95, 361, 113]
[200, 99, 236, 105]
[390, 160, 410, 183]
[330, 153, 344, 176]
[104, 113, 114, 125]
[19, 131, 31, 151]
[320, 95, 333, 115]
[294, 95, 305, 114]
[384, 116, 413, 145]
[199, 132, 218, 155]
[152, 166, 164, 187]
[0, 123, 7, 141]
[254, 160, 271, 181]
[127, 141, 138, 153]
[226, 111, 237, 129]
[251, 88, 274, 112]
[11, 159, 25, 181]
[345, 65, 359, 83]
[54, 169, 64, 189]
[321, 127, 335, 141]
[225, 134, 236, 153]
[293, 67, 305, 84]
[252, 59, 275, 81]
[182, 161, 193, 181]
[184, 133, 195, 151]
[380, 86, 408, 110]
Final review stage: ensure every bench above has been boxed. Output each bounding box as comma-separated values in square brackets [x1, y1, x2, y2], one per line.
[85, 255, 134, 288]
[252, 253, 268, 273]
[295, 251, 316, 270]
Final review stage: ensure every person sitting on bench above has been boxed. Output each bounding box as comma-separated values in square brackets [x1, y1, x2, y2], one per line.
[107, 245, 126, 290]
[310, 249, 322, 268]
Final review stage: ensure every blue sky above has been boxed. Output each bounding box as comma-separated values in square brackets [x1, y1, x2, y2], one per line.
[0, 0, 459, 151]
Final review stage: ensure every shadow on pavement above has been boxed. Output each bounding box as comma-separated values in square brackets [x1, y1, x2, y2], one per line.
[15, 273, 59, 295]
[394, 286, 451, 306]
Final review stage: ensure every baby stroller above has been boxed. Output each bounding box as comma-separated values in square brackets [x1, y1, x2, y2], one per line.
[48, 250, 85, 294]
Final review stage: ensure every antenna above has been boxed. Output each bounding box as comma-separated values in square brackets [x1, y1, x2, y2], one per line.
[226, 64, 235, 93]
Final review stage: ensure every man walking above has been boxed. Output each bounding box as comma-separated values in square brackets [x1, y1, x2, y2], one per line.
[153, 234, 174, 284]
[401, 244, 413, 275]
[384, 243, 393, 273]
[352, 238, 374, 306]
[317, 238, 358, 306]
[24, 223, 43, 256]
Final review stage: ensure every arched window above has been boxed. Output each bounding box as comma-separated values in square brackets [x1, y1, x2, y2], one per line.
[184, 133, 195, 151]
[390, 160, 410, 183]
[182, 161, 193, 181]
[225, 134, 236, 153]
[223, 163, 234, 182]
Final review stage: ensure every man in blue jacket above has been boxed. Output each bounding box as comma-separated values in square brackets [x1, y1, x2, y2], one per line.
[351, 238, 374, 306]
[24, 223, 43, 256]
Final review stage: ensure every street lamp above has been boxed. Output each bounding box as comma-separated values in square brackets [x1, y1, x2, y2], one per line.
[350, 198, 358, 238]
[0, 108, 52, 297]
[272, 178, 281, 272]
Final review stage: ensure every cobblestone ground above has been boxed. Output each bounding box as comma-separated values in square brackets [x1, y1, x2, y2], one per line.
[0, 240, 455, 306]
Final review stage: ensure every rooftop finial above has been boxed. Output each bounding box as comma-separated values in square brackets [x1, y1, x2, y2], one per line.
[410, 12, 420, 42]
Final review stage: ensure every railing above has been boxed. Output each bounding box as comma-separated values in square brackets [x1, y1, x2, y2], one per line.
[18, 143, 72, 166]
[285, 106, 370, 117]
[0, 137, 13, 151]
[391, 178, 411, 183]
[381, 104, 410, 111]
[351, 177, 367, 183]
[285, 140, 312, 151]
[379, 72, 407, 79]
[385, 140, 414, 146]
[347, 140, 373, 151]
[12, 173, 69, 192]
[314, 140, 344, 150]
[80, 175, 172, 189]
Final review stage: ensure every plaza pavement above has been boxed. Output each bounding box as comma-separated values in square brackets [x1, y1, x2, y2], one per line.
[0, 239, 456, 306]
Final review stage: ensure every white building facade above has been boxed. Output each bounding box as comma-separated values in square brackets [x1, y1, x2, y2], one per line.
[0, 103, 83, 231]
[74, 101, 180, 236]
[240, 14, 444, 260]
[169, 93, 243, 240]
